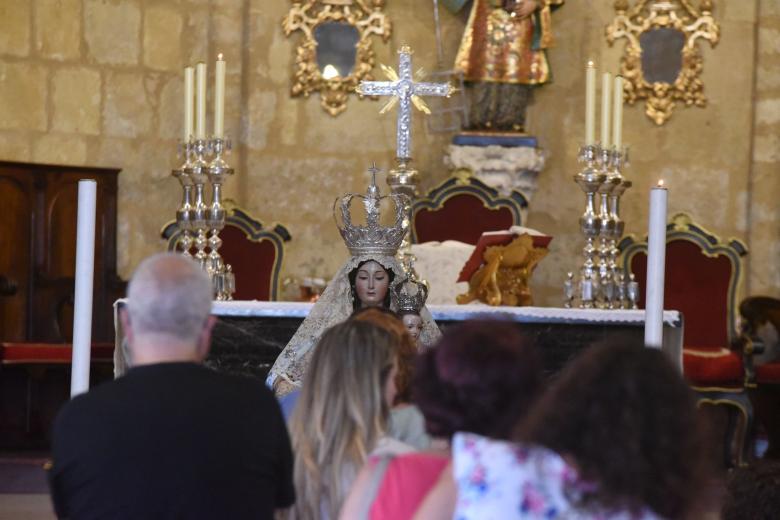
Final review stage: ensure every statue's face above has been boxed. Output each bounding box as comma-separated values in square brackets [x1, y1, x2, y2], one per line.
[355, 261, 389, 307]
[402, 313, 423, 340]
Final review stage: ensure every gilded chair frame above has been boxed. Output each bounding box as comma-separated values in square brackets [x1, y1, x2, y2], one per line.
[410, 175, 528, 244]
[160, 206, 291, 301]
[606, 0, 720, 125]
[618, 212, 752, 466]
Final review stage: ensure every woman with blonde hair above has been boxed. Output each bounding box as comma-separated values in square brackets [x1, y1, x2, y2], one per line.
[350, 306, 430, 450]
[287, 320, 413, 520]
[340, 320, 542, 520]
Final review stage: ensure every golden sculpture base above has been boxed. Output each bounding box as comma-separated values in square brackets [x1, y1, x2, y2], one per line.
[456, 234, 548, 307]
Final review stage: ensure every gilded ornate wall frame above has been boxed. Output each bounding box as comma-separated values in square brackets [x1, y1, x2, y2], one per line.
[283, 0, 391, 116]
[606, 0, 720, 125]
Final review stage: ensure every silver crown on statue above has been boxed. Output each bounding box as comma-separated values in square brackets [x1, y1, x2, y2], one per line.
[394, 277, 429, 314]
[334, 164, 409, 257]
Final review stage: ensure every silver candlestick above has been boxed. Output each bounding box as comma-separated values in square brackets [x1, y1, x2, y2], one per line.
[172, 140, 195, 257]
[574, 144, 606, 308]
[627, 273, 640, 309]
[608, 147, 632, 308]
[185, 138, 210, 270]
[564, 144, 635, 309]
[564, 272, 575, 308]
[206, 137, 234, 301]
[597, 146, 619, 308]
[173, 135, 236, 300]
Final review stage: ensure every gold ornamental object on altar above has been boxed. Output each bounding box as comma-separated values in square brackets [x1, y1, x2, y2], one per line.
[606, 0, 720, 125]
[457, 234, 548, 307]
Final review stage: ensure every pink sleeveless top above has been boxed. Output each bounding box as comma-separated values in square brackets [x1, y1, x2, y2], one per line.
[367, 452, 449, 520]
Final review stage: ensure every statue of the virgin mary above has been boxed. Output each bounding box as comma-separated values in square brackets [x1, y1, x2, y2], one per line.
[268, 169, 441, 396]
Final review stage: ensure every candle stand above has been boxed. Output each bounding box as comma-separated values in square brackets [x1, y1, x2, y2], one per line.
[564, 144, 636, 309]
[172, 136, 235, 300]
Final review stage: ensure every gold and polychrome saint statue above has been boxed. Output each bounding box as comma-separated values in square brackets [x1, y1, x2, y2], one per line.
[452, 0, 564, 132]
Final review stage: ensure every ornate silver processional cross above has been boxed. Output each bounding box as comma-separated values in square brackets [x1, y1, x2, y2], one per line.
[357, 46, 453, 162]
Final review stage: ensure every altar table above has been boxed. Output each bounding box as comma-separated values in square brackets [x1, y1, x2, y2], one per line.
[113, 301, 682, 379]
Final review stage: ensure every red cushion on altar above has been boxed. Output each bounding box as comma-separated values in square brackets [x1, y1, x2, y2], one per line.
[414, 194, 515, 245]
[683, 346, 743, 386]
[756, 362, 780, 384]
[0, 342, 114, 364]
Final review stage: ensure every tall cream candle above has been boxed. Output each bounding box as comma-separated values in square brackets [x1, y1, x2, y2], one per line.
[195, 62, 207, 140]
[214, 54, 225, 138]
[601, 72, 611, 149]
[183, 66, 194, 142]
[585, 61, 596, 145]
[613, 75, 624, 150]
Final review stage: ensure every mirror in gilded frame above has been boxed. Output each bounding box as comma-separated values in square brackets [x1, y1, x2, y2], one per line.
[283, 0, 392, 116]
[606, 0, 719, 125]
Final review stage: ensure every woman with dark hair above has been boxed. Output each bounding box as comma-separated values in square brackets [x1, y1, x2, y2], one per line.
[722, 460, 780, 519]
[412, 320, 543, 440]
[339, 320, 543, 520]
[416, 341, 710, 520]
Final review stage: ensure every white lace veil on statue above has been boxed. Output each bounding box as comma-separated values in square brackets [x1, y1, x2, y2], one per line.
[267, 170, 441, 393]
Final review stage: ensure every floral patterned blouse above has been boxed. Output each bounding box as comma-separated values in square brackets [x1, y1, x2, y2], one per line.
[452, 433, 664, 520]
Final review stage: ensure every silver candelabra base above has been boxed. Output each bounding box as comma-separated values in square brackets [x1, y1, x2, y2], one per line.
[172, 136, 235, 300]
[564, 144, 637, 309]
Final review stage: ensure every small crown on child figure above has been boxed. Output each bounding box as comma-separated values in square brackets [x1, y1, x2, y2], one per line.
[395, 277, 429, 314]
[334, 164, 409, 257]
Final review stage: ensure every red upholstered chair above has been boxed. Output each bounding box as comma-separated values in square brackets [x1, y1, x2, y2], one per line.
[619, 213, 751, 466]
[737, 296, 780, 459]
[411, 174, 528, 245]
[161, 206, 291, 301]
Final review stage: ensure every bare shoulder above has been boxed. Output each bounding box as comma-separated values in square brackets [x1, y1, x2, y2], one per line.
[338, 457, 379, 520]
[412, 462, 455, 520]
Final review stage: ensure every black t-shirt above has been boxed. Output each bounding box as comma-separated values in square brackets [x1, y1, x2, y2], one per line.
[49, 362, 294, 519]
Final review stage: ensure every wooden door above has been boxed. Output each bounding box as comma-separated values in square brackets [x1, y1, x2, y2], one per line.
[0, 161, 123, 343]
[0, 174, 33, 341]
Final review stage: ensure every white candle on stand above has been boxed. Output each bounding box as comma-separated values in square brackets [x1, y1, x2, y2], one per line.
[183, 66, 194, 142]
[601, 72, 611, 148]
[644, 180, 668, 349]
[214, 54, 226, 138]
[585, 61, 596, 146]
[70, 180, 97, 397]
[195, 62, 207, 140]
[613, 75, 624, 150]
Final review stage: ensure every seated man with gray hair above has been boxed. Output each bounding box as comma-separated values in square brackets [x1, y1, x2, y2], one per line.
[48, 253, 294, 519]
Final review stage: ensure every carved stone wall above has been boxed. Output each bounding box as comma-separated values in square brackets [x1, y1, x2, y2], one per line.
[746, 1, 780, 297]
[0, 0, 774, 306]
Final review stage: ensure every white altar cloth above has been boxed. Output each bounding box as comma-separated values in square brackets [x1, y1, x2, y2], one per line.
[203, 300, 680, 325]
[114, 300, 683, 373]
